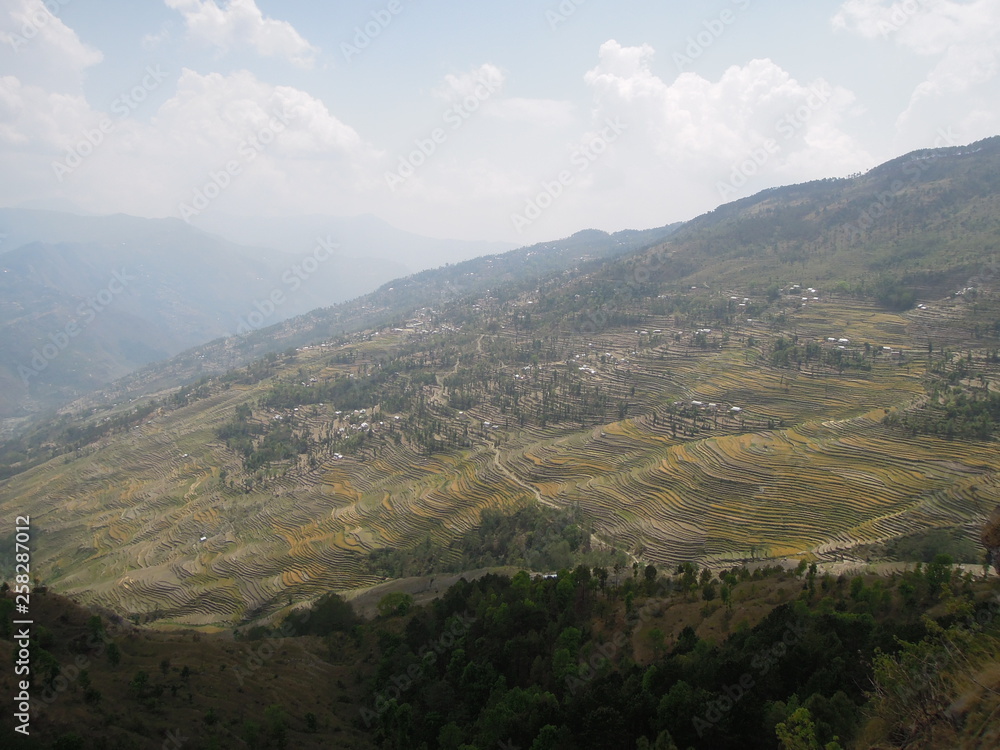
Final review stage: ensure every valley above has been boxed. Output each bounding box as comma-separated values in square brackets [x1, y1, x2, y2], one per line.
[1, 138, 999, 632]
[1, 136, 1000, 750]
[4, 267, 999, 628]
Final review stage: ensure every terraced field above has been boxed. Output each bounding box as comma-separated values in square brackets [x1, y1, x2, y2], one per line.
[2, 289, 998, 628]
[510, 413, 998, 566]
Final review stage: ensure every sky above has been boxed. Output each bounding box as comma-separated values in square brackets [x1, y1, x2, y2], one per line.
[1, 0, 998, 245]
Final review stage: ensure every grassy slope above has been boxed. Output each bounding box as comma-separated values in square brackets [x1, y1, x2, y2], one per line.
[0, 590, 375, 749]
[3, 291, 998, 628]
[1, 139, 1000, 627]
[13, 569, 998, 749]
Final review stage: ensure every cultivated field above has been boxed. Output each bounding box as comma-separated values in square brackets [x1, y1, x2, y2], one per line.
[3, 290, 998, 627]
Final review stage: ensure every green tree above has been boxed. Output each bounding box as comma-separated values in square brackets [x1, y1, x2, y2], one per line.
[106, 641, 121, 668]
[720, 584, 732, 610]
[644, 564, 658, 592]
[128, 670, 149, 700]
[775, 707, 821, 750]
[530, 724, 561, 750]
[647, 627, 665, 658]
[594, 566, 609, 591]
[286, 592, 358, 635]
[925, 553, 954, 598]
[305, 711, 319, 733]
[264, 704, 289, 749]
[86, 615, 104, 639]
[243, 721, 261, 750]
[377, 591, 414, 618]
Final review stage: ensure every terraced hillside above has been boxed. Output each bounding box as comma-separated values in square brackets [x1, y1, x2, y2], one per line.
[2, 138, 1000, 627]
[3, 286, 998, 627]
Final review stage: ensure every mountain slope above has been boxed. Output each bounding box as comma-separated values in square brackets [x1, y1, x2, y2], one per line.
[0, 230, 284, 422]
[1, 139, 999, 628]
[620, 136, 1000, 296]
[0, 210, 415, 424]
[69, 223, 682, 414]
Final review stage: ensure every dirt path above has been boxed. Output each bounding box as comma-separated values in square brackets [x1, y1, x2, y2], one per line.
[490, 443, 550, 508]
[489, 443, 641, 566]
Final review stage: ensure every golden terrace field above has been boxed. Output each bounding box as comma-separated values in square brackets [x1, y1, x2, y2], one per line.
[2, 293, 998, 627]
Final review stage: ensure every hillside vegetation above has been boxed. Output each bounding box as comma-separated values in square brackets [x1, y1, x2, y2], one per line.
[1, 139, 1000, 630]
[2, 558, 998, 749]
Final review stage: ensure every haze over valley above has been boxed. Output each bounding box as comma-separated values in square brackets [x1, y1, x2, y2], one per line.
[3, 2, 1000, 749]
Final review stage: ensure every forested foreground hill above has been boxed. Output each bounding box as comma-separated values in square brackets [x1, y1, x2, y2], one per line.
[2, 138, 1000, 628]
[1, 560, 998, 749]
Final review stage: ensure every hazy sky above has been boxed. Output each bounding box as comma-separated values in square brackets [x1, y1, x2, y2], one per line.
[1, 0, 998, 243]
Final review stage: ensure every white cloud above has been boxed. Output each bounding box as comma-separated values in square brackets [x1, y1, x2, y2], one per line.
[142, 23, 174, 51]
[369, 63, 586, 240]
[0, 76, 97, 150]
[154, 69, 366, 155]
[387, 42, 873, 243]
[432, 63, 505, 102]
[486, 98, 576, 128]
[429, 63, 574, 127]
[577, 41, 870, 225]
[833, 0, 1000, 147]
[0, 0, 102, 92]
[130, 69, 379, 214]
[0, 67, 381, 219]
[832, 0, 997, 53]
[165, 0, 317, 68]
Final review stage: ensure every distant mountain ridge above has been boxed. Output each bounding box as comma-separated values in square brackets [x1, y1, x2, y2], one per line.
[8, 135, 1000, 431]
[79, 222, 684, 413]
[189, 212, 517, 270]
[33, 135, 1000, 429]
[0, 209, 518, 427]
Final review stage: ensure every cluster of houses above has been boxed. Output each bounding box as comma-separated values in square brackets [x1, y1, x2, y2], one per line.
[822, 336, 903, 356]
[789, 284, 820, 304]
[674, 400, 743, 416]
